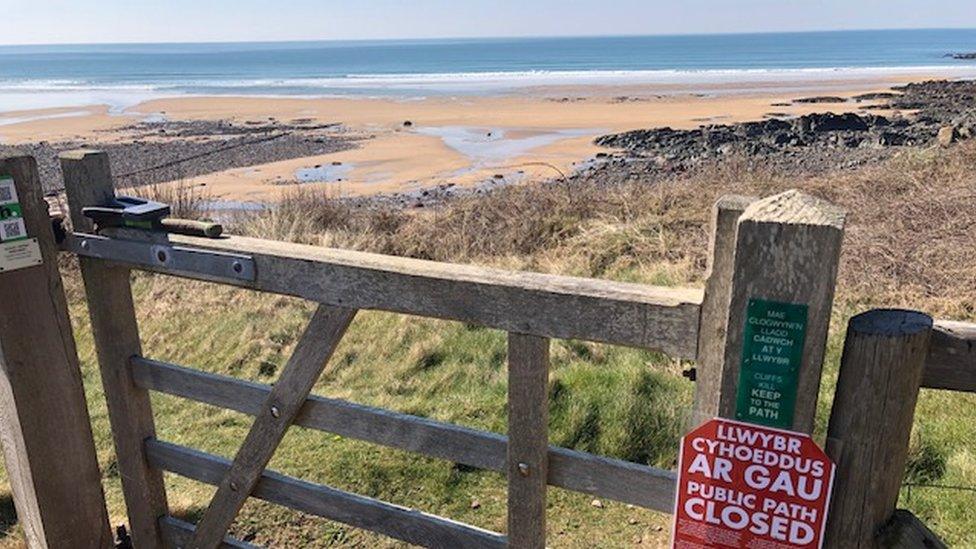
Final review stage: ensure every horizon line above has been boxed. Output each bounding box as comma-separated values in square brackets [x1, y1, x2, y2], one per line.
[1, 25, 974, 49]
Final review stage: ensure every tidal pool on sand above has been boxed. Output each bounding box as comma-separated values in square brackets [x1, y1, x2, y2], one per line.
[414, 126, 599, 166]
[294, 163, 354, 183]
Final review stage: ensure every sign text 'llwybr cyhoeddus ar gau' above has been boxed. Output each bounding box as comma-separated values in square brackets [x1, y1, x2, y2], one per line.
[672, 418, 834, 548]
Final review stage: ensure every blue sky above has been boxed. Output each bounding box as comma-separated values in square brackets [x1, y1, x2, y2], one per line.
[3, 0, 975, 45]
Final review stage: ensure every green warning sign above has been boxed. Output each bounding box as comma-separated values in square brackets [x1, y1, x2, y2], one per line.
[735, 298, 808, 428]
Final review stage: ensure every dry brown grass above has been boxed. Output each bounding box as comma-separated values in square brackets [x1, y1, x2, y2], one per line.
[814, 146, 976, 317]
[129, 180, 213, 220]
[29, 142, 976, 547]
[234, 178, 715, 283]
[235, 186, 405, 251]
[230, 143, 976, 318]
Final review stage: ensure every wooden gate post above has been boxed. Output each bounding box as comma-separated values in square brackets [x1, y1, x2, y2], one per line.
[823, 309, 941, 548]
[60, 150, 169, 548]
[691, 190, 846, 433]
[0, 153, 112, 547]
[689, 194, 755, 428]
[507, 333, 550, 549]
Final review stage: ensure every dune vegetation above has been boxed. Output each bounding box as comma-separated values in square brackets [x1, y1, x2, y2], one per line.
[2, 143, 975, 547]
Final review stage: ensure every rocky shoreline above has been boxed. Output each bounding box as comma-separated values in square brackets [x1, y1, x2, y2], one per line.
[4, 79, 975, 210]
[370, 80, 976, 207]
[1, 118, 357, 193]
[586, 80, 976, 183]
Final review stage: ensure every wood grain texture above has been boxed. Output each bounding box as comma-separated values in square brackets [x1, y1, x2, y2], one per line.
[64, 230, 703, 358]
[189, 305, 356, 549]
[130, 356, 678, 512]
[922, 319, 976, 392]
[148, 440, 506, 549]
[690, 195, 756, 428]
[824, 309, 933, 548]
[717, 190, 846, 433]
[0, 154, 112, 548]
[60, 150, 169, 548]
[507, 333, 550, 549]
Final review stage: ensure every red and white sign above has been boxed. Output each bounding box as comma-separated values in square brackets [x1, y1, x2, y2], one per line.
[672, 418, 835, 548]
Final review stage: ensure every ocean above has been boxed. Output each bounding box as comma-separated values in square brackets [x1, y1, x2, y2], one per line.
[1, 29, 975, 111]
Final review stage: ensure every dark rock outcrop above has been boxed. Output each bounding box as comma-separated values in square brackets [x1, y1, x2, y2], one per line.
[594, 111, 925, 165]
[594, 80, 976, 172]
[793, 96, 847, 104]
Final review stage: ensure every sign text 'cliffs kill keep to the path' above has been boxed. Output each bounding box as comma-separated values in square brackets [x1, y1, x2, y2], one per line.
[735, 299, 809, 428]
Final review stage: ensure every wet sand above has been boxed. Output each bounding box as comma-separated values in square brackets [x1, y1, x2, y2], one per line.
[0, 73, 930, 201]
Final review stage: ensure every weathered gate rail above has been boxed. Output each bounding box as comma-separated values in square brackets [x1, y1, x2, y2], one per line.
[1, 148, 973, 547]
[57, 149, 711, 548]
[58, 233, 976, 398]
[57, 150, 976, 548]
[921, 320, 976, 393]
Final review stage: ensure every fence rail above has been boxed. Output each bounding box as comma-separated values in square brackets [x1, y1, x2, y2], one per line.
[61, 231, 703, 359]
[160, 516, 256, 549]
[0, 147, 964, 547]
[130, 356, 678, 512]
[922, 320, 976, 393]
[148, 440, 507, 549]
[61, 229, 976, 396]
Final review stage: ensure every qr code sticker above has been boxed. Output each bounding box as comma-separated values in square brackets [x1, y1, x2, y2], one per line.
[0, 178, 15, 205]
[1, 219, 25, 241]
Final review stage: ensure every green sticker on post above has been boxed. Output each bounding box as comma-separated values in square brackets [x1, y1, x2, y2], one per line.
[0, 175, 42, 273]
[0, 176, 28, 243]
[735, 298, 808, 428]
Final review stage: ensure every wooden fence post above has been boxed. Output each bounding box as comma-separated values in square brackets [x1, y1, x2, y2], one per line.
[60, 150, 169, 548]
[507, 333, 550, 549]
[691, 190, 845, 433]
[690, 194, 755, 428]
[824, 309, 939, 548]
[0, 153, 112, 547]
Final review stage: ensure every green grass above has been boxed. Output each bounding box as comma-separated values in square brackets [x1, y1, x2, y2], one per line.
[31, 268, 970, 548]
[814, 302, 976, 546]
[898, 389, 976, 543]
[3, 144, 976, 546]
[56, 274, 682, 547]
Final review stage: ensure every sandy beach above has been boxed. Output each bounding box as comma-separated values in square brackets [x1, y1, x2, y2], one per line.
[0, 73, 934, 202]
[3, 21, 976, 548]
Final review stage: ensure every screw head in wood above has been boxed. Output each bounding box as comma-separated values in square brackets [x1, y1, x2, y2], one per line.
[518, 462, 530, 476]
[270, 405, 281, 418]
[229, 481, 239, 491]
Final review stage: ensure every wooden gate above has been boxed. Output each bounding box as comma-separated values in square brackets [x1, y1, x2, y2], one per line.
[59, 149, 707, 548]
[0, 148, 972, 548]
[54, 148, 851, 548]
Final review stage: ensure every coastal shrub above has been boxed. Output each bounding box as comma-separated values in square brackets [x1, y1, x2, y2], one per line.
[134, 180, 212, 220]
[904, 432, 948, 485]
[221, 143, 976, 317]
[39, 141, 976, 547]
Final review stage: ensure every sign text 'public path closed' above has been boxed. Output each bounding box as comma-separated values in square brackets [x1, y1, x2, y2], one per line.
[672, 418, 835, 548]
